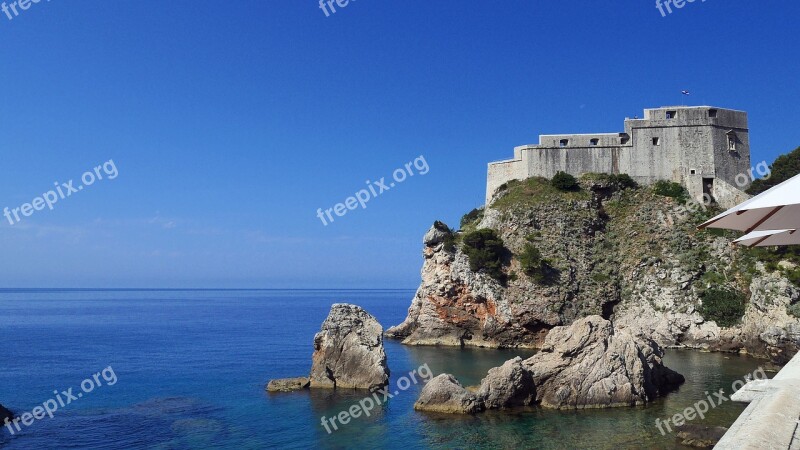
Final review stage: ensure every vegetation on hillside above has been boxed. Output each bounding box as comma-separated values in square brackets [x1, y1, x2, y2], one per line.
[518, 235, 555, 284]
[699, 288, 747, 327]
[585, 173, 638, 190]
[747, 146, 800, 195]
[462, 229, 508, 283]
[433, 220, 458, 253]
[551, 171, 579, 191]
[491, 177, 590, 210]
[652, 180, 689, 203]
[788, 303, 800, 319]
[460, 208, 484, 229]
[741, 145, 800, 283]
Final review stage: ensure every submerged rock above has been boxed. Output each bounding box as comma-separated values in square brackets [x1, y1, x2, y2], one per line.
[675, 424, 728, 448]
[524, 316, 684, 409]
[0, 404, 12, 422]
[476, 356, 535, 409]
[309, 304, 390, 390]
[265, 377, 310, 393]
[414, 374, 483, 414]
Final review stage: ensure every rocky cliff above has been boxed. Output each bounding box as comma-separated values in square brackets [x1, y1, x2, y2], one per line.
[387, 175, 800, 363]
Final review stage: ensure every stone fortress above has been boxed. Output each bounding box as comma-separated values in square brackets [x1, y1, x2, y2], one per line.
[486, 106, 753, 208]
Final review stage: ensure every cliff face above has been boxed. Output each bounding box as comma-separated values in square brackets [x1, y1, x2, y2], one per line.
[387, 176, 800, 363]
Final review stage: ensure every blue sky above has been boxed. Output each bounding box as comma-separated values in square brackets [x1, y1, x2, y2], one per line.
[0, 1, 798, 288]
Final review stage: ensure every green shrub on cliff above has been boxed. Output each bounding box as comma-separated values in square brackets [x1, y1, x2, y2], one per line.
[462, 229, 507, 282]
[519, 236, 556, 284]
[699, 288, 747, 327]
[787, 303, 800, 319]
[652, 180, 688, 203]
[747, 246, 800, 287]
[433, 221, 458, 253]
[584, 173, 638, 190]
[460, 208, 484, 229]
[747, 146, 800, 195]
[551, 172, 579, 191]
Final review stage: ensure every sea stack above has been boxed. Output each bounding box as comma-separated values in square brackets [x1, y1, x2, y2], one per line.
[267, 303, 390, 392]
[309, 303, 390, 390]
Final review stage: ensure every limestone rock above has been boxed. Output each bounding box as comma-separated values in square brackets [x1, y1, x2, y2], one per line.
[309, 304, 389, 390]
[265, 377, 310, 392]
[423, 222, 450, 247]
[390, 189, 800, 363]
[476, 356, 535, 409]
[414, 374, 483, 414]
[675, 424, 728, 448]
[524, 316, 684, 409]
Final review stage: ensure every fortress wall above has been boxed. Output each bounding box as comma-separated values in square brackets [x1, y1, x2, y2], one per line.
[485, 107, 751, 206]
[626, 127, 683, 183]
[486, 159, 526, 203]
[712, 126, 752, 190]
[676, 126, 716, 182]
[522, 147, 620, 180]
[713, 177, 752, 210]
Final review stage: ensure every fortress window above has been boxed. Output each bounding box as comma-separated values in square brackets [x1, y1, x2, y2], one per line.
[590, 138, 599, 146]
[559, 139, 569, 147]
[709, 109, 718, 118]
[728, 136, 737, 151]
[652, 137, 661, 146]
[690, 169, 697, 175]
[666, 110, 677, 119]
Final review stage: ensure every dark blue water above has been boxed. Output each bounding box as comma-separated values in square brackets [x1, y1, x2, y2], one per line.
[0, 290, 766, 449]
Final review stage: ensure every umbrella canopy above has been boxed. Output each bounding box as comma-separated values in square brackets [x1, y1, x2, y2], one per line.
[699, 172, 800, 232]
[733, 229, 800, 247]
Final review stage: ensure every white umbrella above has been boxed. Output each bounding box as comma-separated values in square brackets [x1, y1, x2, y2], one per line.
[733, 229, 800, 247]
[699, 172, 800, 232]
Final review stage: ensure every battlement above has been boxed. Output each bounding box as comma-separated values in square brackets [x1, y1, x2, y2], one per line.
[486, 106, 751, 208]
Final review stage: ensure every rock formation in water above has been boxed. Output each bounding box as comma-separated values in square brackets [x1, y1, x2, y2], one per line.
[414, 316, 683, 414]
[476, 356, 535, 409]
[267, 303, 389, 392]
[265, 377, 310, 392]
[675, 424, 728, 448]
[309, 303, 390, 390]
[524, 316, 684, 409]
[387, 175, 800, 363]
[413, 374, 483, 414]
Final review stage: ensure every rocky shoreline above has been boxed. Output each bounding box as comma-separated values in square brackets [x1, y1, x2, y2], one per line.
[387, 176, 800, 364]
[414, 316, 684, 414]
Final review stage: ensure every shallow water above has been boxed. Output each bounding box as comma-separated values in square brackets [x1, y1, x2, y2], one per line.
[0, 289, 766, 449]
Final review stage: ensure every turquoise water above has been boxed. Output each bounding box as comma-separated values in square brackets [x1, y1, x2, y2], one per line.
[0, 290, 766, 449]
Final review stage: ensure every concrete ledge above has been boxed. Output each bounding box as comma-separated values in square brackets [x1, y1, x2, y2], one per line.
[715, 353, 800, 450]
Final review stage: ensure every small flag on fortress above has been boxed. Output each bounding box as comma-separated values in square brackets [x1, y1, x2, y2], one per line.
[681, 90, 690, 95]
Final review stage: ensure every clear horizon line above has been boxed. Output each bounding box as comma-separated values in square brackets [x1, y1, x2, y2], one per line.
[0, 287, 418, 291]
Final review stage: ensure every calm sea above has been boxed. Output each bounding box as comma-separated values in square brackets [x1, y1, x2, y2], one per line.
[0, 289, 764, 449]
